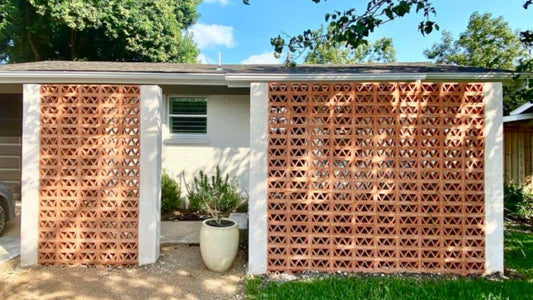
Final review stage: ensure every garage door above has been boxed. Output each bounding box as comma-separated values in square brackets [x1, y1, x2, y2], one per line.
[0, 94, 22, 201]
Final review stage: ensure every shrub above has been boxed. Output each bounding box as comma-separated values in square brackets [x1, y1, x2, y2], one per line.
[161, 171, 181, 213]
[188, 166, 241, 220]
[504, 181, 533, 220]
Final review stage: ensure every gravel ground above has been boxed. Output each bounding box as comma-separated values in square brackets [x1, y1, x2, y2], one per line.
[0, 244, 247, 300]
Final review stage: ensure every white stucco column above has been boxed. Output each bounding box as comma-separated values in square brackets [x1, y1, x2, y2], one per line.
[138, 85, 162, 265]
[484, 82, 504, 274]
[21, 84, 41, 266]
[248, 82, 268, 274]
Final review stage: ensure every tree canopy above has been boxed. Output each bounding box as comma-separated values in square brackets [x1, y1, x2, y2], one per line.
[422, 11, 532, 115]
[305, 32, 396, 64]
[423, 12, 527, 70]
[0, 0, 200, 63]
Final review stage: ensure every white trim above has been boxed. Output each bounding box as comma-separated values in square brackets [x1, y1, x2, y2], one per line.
[0, 71, 227, 85]
[138, 85, 163, 265]
[225, 72, 516, 87]
[0, 70, 516, 86]
[21, 84, 40, 266]
[248, 82, 268, 275]
[484, 82, 504, 275]
[503, 113, 533, 123]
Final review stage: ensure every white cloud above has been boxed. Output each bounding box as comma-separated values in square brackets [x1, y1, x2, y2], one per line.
[189, 23, 235, 49]
[197, 53, 212, 64]
[203, 0, 230, 6]
[241, 52, 281, 64]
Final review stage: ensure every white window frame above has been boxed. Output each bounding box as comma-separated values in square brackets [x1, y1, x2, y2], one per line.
[165, 95, 209, 144]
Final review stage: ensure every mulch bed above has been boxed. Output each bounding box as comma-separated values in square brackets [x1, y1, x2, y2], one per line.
[161, 210, 211, 221]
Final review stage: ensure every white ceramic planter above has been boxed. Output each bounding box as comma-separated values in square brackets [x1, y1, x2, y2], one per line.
[200, 218, 239, 272]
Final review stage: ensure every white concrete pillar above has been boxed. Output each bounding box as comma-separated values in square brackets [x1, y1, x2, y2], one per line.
[21, 84, 41, 266]
[138, 85, 163, 265]
[248, 82, 269, 274]
[484, 82, 504, 274]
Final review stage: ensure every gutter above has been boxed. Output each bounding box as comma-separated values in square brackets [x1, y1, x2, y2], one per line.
[0, 71, 228, 86]
[0, 70, 519, 87]
[225, 72, 517, 87]
[503, 113, 533, 123]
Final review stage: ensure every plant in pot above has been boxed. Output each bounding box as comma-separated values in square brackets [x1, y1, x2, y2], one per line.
[188, 166, 241, 272]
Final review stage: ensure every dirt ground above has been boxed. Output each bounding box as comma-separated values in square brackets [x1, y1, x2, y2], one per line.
[0, 244, 247, 300]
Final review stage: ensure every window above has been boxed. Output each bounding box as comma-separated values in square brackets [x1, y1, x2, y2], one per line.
[168, 97, 207, 134]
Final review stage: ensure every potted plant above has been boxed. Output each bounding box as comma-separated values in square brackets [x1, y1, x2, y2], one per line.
[188, 167, 241, 272]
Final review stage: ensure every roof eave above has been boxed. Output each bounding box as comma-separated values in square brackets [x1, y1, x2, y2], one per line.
[225, 72, 515, 87]
[0, 70, 516, 87]
[503, 113, 533, 123]
[0, 71, 228, 86]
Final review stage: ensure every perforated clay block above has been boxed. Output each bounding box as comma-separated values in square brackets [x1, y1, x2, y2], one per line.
[38, 85, 140, 265]
[266, 82, 485, 275]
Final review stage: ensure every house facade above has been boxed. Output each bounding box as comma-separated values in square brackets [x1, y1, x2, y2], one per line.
[0, 61, 507, 275]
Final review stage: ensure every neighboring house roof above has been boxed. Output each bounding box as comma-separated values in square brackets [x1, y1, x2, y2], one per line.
[0, 61, 517, 87]
[509, 101, 533, 115]
[504, 101, 533, 123]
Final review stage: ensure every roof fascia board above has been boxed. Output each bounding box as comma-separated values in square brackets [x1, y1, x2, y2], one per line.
[225, 72, 514, 84]
[0, 70, 518, 87]
[503, 113, 533, 123]
[0, 71, 228, 86]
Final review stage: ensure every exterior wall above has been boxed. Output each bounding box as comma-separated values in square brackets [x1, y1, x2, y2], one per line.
[503, 120, 533, 186]
[484, 82, 504, 274]
[21, 84, 40, 266]
[162, 95, 250, 199]
[248, 83, 268, 275]
[0, 94, 22, 201]
[139, 85, 163, 265]
[249, 81, 502, 275]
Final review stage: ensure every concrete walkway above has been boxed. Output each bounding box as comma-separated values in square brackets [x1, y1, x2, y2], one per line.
[160, 221, 202, 244]
[0, 215, 20, 263]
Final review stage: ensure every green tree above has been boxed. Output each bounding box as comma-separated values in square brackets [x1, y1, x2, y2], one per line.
[424, 12, 527, 70]
[305, 29, 396, 64]
[424, 12, 531, 115]
[0, 0, 200, 63]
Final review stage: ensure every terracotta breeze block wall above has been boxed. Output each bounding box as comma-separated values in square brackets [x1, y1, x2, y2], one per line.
[267, 82, 485, 275]
[38, 85, 140, 265]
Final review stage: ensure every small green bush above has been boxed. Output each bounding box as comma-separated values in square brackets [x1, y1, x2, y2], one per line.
[504, 181, 533, 220]
[188, 166, 241, 219]
[161, 171, 181, 213]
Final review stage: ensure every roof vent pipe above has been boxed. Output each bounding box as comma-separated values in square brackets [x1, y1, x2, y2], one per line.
[216, 52, 223, 72]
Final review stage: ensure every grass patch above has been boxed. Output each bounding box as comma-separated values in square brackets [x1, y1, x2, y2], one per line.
[505, 227, 533, 279]
[245, 228, 533, 300]
[245, 276, 532, 300]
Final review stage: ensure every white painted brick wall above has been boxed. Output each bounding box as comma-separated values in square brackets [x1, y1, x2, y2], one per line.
[162, 95, 250, 198]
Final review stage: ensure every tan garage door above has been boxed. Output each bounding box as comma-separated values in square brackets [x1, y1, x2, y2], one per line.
[0, 94, 22, 201]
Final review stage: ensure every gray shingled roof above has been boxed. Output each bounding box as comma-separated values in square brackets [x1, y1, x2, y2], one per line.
[0, 61, 512, 74]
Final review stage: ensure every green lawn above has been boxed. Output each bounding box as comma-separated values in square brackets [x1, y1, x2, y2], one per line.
[245, 227, 533, 300]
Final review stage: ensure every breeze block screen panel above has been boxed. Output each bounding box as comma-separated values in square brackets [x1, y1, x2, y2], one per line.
[267, 82, 485, 275]
[38, 85, 140, 265]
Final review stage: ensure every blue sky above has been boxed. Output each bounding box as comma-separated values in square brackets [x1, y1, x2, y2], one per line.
[190, 0, 532, 64]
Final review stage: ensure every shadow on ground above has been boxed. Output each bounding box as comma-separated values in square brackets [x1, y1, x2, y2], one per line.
[0, 244, 246, 300]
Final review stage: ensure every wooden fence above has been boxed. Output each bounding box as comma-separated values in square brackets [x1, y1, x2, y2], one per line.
[504, 122, 533, 186]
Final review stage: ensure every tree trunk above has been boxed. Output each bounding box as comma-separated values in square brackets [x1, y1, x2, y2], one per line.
[70, 30, 77, 59]
[23, 1, 41, 61]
